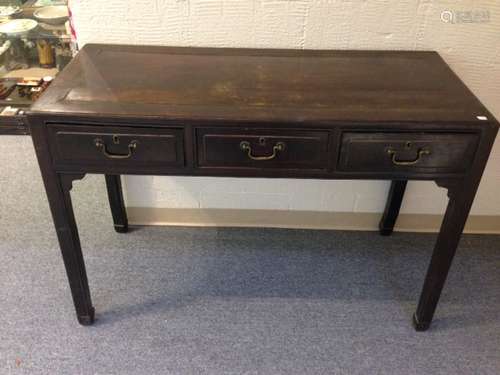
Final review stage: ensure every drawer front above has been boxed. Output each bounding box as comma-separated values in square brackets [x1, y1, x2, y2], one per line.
[197, 128, 330, 169]
[48, 125, 184, 168]
[338, 132, 479, 174]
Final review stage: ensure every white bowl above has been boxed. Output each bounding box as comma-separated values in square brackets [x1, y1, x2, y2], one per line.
[0, 19, 38, 37]
[34, 6, 69, 25]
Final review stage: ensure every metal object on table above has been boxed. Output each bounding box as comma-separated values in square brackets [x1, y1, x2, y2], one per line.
[55, 43, 71, 70]
[36, 39, 54, 67]
[2, 39, 29, 70]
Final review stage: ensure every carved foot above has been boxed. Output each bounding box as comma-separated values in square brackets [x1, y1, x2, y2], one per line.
[412, 313, 431, 332]
[114, 224, 128, 233]
[77, 307, 95, 326]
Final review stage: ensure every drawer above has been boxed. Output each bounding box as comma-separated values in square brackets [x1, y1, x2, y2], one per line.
[338, 132, 478, 174]
[197, 128, 330, 169]
[48, 125, 185, 168]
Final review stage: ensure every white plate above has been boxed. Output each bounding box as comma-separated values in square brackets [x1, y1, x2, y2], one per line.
[34, 6, 69, 25]
[0, 6, 21, 18]
[0, 19, 38, 36]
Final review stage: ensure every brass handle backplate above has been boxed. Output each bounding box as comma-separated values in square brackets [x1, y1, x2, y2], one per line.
[94, 138, 138, 159]
[387, 148, 430, 166]
[240, 141, 286, 161]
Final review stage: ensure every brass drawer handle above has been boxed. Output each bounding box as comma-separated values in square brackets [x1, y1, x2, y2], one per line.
[94, 138, 138, 159]
[240, 141, 286, 161]
[387, 148, 430, 166]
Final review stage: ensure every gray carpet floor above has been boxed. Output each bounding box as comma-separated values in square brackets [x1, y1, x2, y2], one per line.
[1, 135, 499, 374]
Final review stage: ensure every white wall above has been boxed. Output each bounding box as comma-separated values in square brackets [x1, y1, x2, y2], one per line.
[70, 0, 500, 216]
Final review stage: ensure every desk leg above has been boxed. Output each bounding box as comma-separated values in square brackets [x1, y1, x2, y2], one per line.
[413, 183, 475, 331]
[379, 180, 407, 236]
[105, 175, 128, 233]
[49, 174, 95, 325]
[31, 126, 95, 325]
[413, 122, 498, 331]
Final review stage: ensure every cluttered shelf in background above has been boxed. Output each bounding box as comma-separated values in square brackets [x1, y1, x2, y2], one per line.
[0, 0, 72, 135]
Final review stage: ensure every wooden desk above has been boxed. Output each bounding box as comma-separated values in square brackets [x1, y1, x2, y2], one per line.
[27, 44, 498, 330]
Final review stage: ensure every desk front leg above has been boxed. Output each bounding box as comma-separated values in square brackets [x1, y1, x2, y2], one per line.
[413, 126, 497, 331]
[413, 181, 474, 331]
[47, 173, 95, 325]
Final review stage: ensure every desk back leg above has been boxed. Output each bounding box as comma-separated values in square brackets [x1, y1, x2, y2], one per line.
[105, 175, 128, 233]
[379, 180, 407, 236]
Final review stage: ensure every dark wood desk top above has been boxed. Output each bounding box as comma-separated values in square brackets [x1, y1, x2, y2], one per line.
[30, 44, 496, 125]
